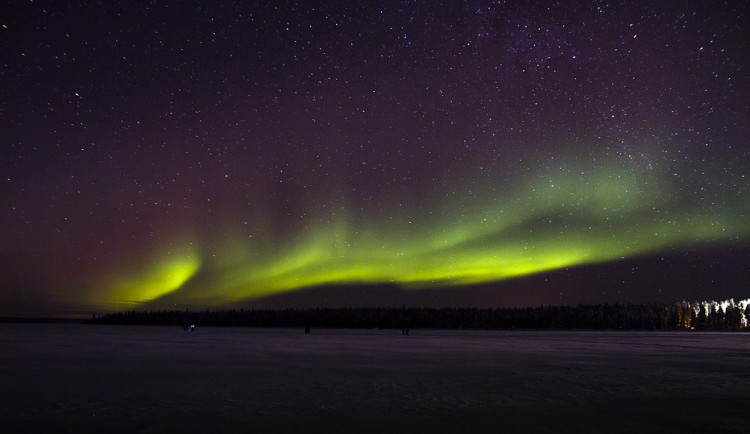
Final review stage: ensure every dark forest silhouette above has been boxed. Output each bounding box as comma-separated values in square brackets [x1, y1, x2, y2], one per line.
[91, 299, 749, 331]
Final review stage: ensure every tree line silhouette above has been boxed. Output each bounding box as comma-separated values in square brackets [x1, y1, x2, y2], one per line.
[91, 299, 749, 331]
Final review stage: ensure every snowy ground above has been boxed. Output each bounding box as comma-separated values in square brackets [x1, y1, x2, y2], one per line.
[1, 324, 749, 433]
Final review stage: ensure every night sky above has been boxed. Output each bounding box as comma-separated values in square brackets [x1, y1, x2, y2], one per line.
[2, 1, 749, 317]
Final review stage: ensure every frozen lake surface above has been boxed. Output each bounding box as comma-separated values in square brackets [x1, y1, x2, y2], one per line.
[2, 324, 749, 433]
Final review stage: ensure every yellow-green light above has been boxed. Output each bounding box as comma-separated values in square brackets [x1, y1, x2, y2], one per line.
[90, 158, 749, 310]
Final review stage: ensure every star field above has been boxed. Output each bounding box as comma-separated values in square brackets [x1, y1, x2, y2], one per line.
[1, 1, 748, 315]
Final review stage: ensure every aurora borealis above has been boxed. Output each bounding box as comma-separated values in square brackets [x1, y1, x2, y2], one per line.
[1, 1, 749, 316]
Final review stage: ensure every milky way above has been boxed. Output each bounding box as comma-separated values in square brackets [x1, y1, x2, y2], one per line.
[1, 1, 748, 315]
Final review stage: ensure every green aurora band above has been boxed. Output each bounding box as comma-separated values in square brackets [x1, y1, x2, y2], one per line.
[92, 159, 749, 310]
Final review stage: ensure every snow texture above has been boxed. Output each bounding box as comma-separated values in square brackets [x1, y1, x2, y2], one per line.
[1, 324, 749, 433]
